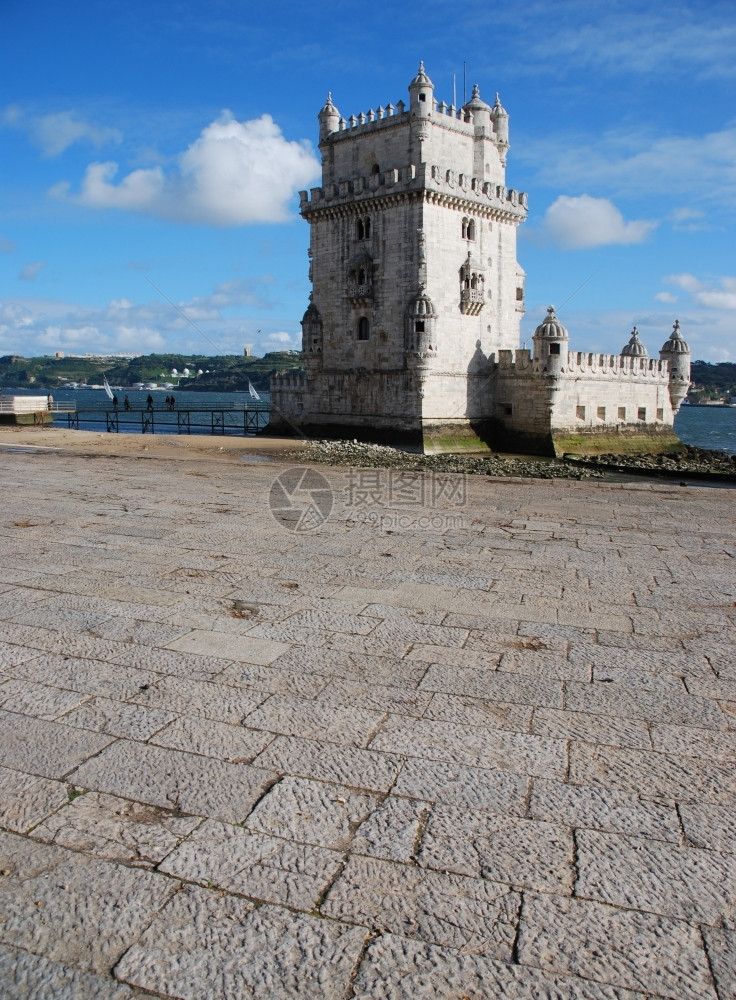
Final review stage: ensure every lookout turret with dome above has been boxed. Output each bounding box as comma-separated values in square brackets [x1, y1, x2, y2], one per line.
[271, 64, 689, 456]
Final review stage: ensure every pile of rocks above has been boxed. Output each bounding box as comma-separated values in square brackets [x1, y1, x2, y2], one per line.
[290, 440, 605, 480]
[289, 440, 736, 482]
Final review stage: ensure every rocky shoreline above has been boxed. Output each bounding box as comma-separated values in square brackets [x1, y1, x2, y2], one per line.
[291, 440, 736, 482]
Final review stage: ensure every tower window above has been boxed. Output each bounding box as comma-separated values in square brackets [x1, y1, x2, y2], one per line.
[467, 219, 476, 241]
[356, 217, 371, 240]
[516, 287, 524, 301]
[419, 93, 426, 102]
[415, 320, 425, 333]
[549, 343, 560, 355]
[358, 317, 370, 341]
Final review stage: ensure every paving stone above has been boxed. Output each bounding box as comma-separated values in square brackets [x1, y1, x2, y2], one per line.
[90, 617, 189, 647]
[531, 706, 652, 750]
[245, 775, 377, 850]
[31, 791, 200, 865]
[0, 709, 113, 779]
[113, 645, 231, 680]
[680, 801, 736, 853]
[423, 692, 532, 733]
[165, 629, 292, 664]
[0, 831, 177, 975]
[253, 735, 401, 793]
[419, 663, 563, 708]
[0, 642, 41, 672]
[565, 681, 729, 729]
[217, 660, 329, 697]
[69, 739, 277, 823]
[529, 778, 681, 841]
[393, 758, 528, 815]
[0, 678, 89, 720]
[517, 891, 718, 1000]
[60, 696, 176, 741]
[703, 928, 736, 1000]
[352, 796, 429, 862]
[570, 742, 736, 802]
[403, 642, 502, 668]
[317, 677, 433, 716]
[151, 714, 273, 762]
[0, 765, 69, 833]
[245, 693, 385, 747]
[10, 654, 157, 701]
[577, 828, 736, 926]
[352, 931, 645, 1000]
[372, 716, 567, 778]
[651, 722, 736, 760]
[419, 805, 574, 892]
[131, 674, 266, 725]
[499, 649, 590, 682]
[273, 644, 428, 687]
[323, 855, 520, 958]
[0, 943, 141, 1000]
[159, 818, 343, 910]
[113, 882, 368, 1000]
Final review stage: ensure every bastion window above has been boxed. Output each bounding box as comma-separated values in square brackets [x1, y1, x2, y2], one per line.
[597, 406, 606, 421]
[576, 405, 586, 420]
[358, 317, 370, 341]
[549, 343, 560, 355]
[656, 408, 664, 421]
[618, 406, 626, 420]
[638, 407, 647, 421]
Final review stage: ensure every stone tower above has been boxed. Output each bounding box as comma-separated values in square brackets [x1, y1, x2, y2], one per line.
[270, 63, 528, 447]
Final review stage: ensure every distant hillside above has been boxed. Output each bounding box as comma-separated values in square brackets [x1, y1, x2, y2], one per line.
[0, 352, 303, 392]
[690, 360, 736, 400]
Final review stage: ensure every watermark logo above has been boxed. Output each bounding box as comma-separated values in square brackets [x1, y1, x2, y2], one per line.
[269, 467, 334, 532]
[268, 467, 467, 532]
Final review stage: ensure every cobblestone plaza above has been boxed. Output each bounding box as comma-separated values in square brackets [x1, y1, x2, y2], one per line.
[0, 444, 734, 999]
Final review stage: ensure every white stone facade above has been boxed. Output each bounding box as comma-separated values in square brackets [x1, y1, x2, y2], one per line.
[271, 65, 689, 454]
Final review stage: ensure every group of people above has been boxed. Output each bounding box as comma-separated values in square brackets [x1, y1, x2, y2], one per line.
[112, 395, 132, 410]
[110, 394, 175, 411]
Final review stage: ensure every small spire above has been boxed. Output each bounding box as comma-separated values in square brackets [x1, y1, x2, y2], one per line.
[547, 305, 555, 315]
[418, 60, 425, 73]
[471, 83, 480, 100]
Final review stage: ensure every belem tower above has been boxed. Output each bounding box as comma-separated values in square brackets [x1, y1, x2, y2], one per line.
[270, 63, 691, 455]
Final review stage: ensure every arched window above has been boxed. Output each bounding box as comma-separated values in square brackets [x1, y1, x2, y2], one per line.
[358, 317, 370, 341]
[467, 219, 476, 241]
[356, 216, 371, 241]
[356, 219, 365, 240]
[364, 217, 371, 238]
[461, 217, 468, 240]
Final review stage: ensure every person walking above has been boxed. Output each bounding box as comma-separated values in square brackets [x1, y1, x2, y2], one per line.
[146, 394, 154, 411]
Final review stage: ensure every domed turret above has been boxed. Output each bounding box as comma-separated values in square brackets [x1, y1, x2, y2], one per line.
[491, 92, 509, 149]
[533, 306, 568, 374]
[409, 61, 434, 118]
[659, 319, 691, 411]
[463, 83, 491, 129]
[318, 92, 340, 142]
[621, 327, 648, 358]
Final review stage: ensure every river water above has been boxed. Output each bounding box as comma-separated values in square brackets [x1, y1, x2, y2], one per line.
[4, 387, 736, 455]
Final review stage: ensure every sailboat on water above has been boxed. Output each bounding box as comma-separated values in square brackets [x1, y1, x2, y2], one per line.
[248, 380, 261, 401]
[103, 375, 114, 401]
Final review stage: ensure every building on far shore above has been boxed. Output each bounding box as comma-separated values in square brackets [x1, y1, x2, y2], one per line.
[270, 64, 690, 455]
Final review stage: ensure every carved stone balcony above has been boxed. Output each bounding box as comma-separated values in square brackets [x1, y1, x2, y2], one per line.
[347, 284, 373, 304]
[460, 288, 484, 315]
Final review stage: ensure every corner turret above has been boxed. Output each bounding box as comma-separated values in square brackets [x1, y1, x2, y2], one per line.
[491, 92, 509, 160]
[318, 93, 340, 143]
[533, 306, 568, 375]
[660, 319, 691, 412]
[408, 61, 434, 118]
[464, 83, 492, 131]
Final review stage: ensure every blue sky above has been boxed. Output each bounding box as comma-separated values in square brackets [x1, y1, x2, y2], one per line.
[1, 0, 735, 362]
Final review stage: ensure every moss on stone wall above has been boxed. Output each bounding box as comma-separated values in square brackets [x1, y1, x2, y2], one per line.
[552, 426, 683, 457]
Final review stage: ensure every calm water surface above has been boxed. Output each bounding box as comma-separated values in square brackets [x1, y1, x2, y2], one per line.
[5, 386, 736, 454]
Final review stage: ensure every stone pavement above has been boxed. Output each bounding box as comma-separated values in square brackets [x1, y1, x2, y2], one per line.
[0, 446, 735, 1000]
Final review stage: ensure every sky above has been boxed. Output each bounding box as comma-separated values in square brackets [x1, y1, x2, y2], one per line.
[1, 0, 735, 362]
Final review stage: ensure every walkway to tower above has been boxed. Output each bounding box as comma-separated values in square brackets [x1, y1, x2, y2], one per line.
[0, 442, 734, 1000]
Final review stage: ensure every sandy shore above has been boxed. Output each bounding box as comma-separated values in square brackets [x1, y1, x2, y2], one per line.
[0, 425, 307, 463]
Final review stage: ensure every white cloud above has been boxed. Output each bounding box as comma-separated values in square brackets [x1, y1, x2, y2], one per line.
[57, 112, 320, 226]
[666, 273, 736, 311]
[655, 291, 677, 304]
[535, 195, 657, 249]
[521, 126, 736, 213]
[2, 106, 121, 157]
[19, 261, 46, 282]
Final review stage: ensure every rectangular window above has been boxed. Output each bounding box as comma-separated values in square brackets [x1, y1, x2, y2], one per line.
[549, 343, 560, 355]
[516, 287, 524, 301]
[656, 407, 664, 421]
[597, 406, 606, 421]
[638, 407, 646, 421]
[618, 406, 626, 420]
[576, 405, 586, 420]
[504, 405, 513, 416]
[415, 321, 425, 333]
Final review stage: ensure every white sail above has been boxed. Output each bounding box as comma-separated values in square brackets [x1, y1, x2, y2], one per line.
[103, 376, 114, 400]
[248, 380, 261, 401]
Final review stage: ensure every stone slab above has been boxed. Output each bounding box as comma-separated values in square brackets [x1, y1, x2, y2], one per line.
[253, 734, 401, 792]
[0, 765, 69, 834]
[113, 883, 368, 1000]
[165, 629, 292, 664]
[0, 943, 141, 1000]
[0, 709, 113, 780]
